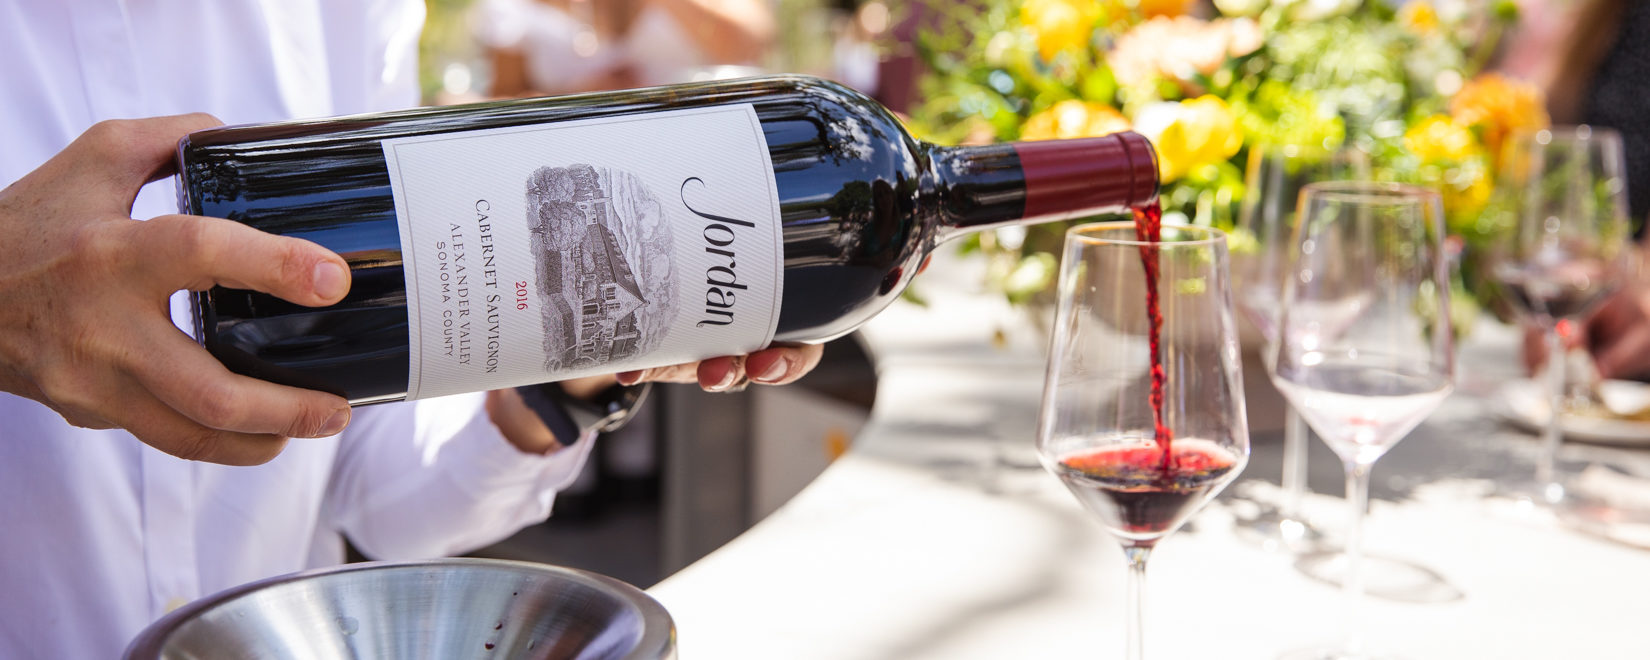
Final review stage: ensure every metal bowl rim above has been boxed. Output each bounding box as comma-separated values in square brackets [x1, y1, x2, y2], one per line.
[123, 557, 675, 660]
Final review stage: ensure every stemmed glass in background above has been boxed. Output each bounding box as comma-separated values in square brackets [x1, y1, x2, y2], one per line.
[1229, 144, 1368, 550]
[1271, 183, 1454, 660]
[1486, 126, 1633, 505]
[1038, 223, 1250, 660]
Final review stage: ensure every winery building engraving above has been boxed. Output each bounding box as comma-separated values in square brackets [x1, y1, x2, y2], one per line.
[527, 164, 674, 370]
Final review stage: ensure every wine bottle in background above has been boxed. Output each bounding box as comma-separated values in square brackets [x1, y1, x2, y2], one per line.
[178, 75, 1158, 404]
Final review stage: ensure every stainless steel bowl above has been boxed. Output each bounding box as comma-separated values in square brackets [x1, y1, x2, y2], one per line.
[124, 558, 675, 660]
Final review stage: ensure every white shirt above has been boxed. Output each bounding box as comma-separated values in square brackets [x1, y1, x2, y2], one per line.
[0, 2, 594, 657]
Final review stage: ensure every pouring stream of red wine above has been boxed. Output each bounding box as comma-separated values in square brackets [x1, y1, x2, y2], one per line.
[1131, 200, 1172, 474]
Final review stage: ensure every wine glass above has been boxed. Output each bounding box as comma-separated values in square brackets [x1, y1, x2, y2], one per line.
[1271, 183, 1454, 660]
[1229, 144, 1369, 550]
[1486, 125, 1633, 505]
[1037, 222, 1250, 660]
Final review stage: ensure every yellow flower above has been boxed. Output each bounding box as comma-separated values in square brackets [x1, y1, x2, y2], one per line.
[1404, 115, 1480, 163]
[1447, 169, 1494, 226]
[1133, 96, 1243, 182]
[1138, 0, 1196, 18]
[1020, 0, 1102, 60]
[1449, 73, 1550, 162]
[1021, 100, 1132, 140]
[1405, 116, 1494, 223]
[1399, 1, 1440, 35]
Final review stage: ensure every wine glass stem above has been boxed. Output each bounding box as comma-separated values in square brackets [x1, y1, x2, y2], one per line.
[1281, 404, 1309, 522]
[1341, 460, 1372, 656]
[1537, 327, 1564, 490]
[1123, 546, 1151, 660]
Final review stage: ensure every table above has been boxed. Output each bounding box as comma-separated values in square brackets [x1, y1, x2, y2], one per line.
[649, 253, 1650, 659]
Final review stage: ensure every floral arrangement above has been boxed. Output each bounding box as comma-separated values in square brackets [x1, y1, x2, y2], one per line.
[906, 0, 1548, 315]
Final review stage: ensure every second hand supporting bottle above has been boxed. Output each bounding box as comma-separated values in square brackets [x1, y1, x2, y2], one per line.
[178, 75, 1159, 404]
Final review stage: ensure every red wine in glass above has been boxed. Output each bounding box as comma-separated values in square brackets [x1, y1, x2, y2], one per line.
[1491, 259, 1618, 324]
[1053, 440, 1239, 546]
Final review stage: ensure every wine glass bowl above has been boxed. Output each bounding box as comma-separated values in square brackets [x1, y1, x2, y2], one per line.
[1231, 146, 1370, 345]
[1047, 436, 1244, 545]
[1038, 222, 1249, 659]
[1486, 125, 1634, 503]
[1271, 184, 1454, 465]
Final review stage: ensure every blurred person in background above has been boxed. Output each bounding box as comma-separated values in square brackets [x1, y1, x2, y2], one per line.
[0, 1, 819, 657]
[1512, 0, 1650, 381]
[474, 0, 775, 96]
[1539, 0, 1650, 226]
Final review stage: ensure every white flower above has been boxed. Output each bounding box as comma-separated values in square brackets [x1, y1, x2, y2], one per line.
[1286, 0, 1359, 21]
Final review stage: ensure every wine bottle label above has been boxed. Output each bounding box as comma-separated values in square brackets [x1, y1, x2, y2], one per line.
[382, 105, 783, 400]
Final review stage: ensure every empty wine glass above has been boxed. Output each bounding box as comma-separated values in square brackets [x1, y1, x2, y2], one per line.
[1272, 183, 1454, 660]
[1038, 222, 1250, 660]
[1229, 144, 1369, 550]
[1486, 125, 1633, 505]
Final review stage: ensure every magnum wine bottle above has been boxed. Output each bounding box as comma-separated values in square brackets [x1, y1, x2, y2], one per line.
[178, 75, 1157, 404]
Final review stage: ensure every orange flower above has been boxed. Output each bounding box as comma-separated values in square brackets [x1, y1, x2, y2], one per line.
[1449, 73, 1550, 162]
[1138, 0, 1196, 18]
[1020, 100, 1131, 141]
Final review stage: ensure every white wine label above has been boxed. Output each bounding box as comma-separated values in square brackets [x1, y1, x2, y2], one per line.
[382, 104, 783, 400]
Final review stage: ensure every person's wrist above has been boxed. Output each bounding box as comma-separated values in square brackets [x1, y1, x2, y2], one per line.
[515, 379, 652, 447]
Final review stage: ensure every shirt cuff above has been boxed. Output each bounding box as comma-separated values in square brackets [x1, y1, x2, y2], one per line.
[420, 393, 599, 502]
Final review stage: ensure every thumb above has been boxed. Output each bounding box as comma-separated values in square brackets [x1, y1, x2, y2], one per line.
[65, 113, 225, 214]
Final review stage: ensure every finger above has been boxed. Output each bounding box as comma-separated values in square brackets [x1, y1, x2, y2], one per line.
[131, 324, 351, 438]
[1521, 325, 1547, 375]
[69, 114, 224, 212]
[746, 343, 825, 385]
[1589, 295, 1631, 331]
[1594, 330, 1650, 381]
[110, 390, 291, 466]
[696, 355, 749, 392]
[134, 215, 351, 305]
[1589, 292, 1650, 354]
[623, 361, 702, 386]
[44, 402, 117, 431]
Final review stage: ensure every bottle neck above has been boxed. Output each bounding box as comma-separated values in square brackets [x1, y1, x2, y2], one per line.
[932, 132, 1160, 240]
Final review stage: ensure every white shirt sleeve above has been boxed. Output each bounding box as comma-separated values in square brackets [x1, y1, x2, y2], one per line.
[324, 393, 597, 560]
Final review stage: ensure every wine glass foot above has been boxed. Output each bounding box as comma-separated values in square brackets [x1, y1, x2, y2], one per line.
[1278, 644, 1405, 660]
[1492, 478, 1568, 508]
[1224, 483, 1325, 553]
[1231, 508, 1324, 553]
[1292, 550, 1464, 603]
[1549, 463, 1650, 550]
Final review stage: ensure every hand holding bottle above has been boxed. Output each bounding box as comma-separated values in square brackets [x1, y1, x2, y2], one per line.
[617, 344, 824, 391]
[0, 114, 356, 465]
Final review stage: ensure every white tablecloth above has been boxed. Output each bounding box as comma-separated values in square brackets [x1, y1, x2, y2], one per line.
[650, 253, 1650, 660]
